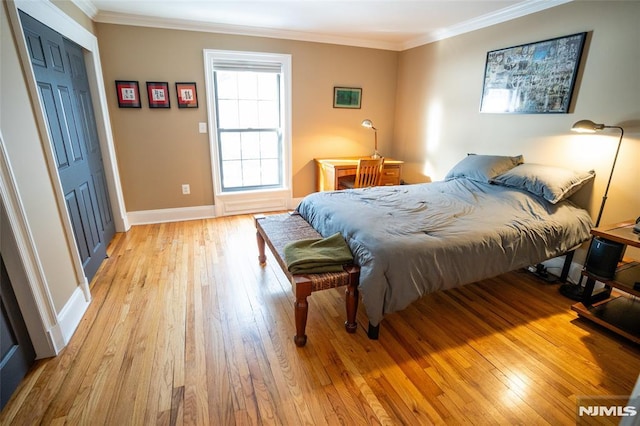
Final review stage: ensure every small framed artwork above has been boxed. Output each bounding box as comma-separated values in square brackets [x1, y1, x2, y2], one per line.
[480, 32, 587, 113]
[115, 80, 141, 108]
[146, 81, 170, 108]
[333, 87, 362, 109]
[175, 82, 198, 108]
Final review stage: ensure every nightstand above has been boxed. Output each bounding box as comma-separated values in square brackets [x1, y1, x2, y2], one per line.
[571, 220, 640, 343]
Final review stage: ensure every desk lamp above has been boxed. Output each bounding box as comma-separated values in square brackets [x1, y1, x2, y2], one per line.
[559, 119, 625, 301]
[361, 119, 380, 159]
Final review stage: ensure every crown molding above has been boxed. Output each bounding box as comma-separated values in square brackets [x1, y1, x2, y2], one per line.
[93, 11, 403, 51]
[86, 0, 570, 52]
[69, 0, 98, 19]
[401, 0, 573, 50]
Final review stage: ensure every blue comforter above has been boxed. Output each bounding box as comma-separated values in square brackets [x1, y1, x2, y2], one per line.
[296, 178, 592, 326]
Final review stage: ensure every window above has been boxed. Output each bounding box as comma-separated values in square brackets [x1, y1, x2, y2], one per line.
[204, 50, 291, 216]
[215, 69, 282, 191]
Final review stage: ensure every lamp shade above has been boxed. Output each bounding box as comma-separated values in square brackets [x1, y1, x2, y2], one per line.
[361, 119, 376, 130]
[571, 120, 606, 133]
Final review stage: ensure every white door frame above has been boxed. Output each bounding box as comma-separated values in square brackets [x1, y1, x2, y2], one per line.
[3, 0, 128, 355]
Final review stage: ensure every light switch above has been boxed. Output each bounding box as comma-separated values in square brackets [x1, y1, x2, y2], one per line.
[198, 122, 207, 133]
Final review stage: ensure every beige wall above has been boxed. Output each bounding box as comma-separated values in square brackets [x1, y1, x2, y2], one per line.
[96, 24, 398, 211]
[394, 1, 640, 228]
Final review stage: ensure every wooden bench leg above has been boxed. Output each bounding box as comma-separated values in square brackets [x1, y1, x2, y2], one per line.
[293, 278, 312, 347]
[345, 286, 358, 333]
[256, 231, 266, 264]
[344, 266, 359, 333]
[294, 296, 309, 347]
[255, 215, 267, 264]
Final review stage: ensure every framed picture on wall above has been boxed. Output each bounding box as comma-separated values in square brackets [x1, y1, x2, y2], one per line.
[146, 81, 171, 108]
[115, 80, 141, 108]
[175, 82, 198, 108]
[333, 87, 362, 109]
[480, 32, 587, 113]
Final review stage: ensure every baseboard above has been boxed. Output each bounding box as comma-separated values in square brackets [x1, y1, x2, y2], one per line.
[55, 284, 90, 351]
[128, 205, 216, 225]
[128, 200, 303, 225]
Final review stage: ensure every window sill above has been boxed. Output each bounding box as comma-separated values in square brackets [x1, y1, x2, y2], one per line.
[214, 187, 292, 216]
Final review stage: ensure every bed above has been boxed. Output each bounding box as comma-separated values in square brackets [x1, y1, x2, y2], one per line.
[296, 155, 594, 333]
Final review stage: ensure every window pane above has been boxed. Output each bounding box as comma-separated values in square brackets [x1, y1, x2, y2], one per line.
[216, 72, 237, 99]
[238, 100, 259, 128]
[242, 159, 261, 186]
[220, 133, 241, 160]
[218, 100, 239, 128]
[258, 100, 279, 127]
[257, 74, 278, 100]
[241, 133, 260, 159]
[260, 132, 279, 158]
[238, 73, 258, 99]
[261, 159, 279, 185]
[222, 160, 242, 188]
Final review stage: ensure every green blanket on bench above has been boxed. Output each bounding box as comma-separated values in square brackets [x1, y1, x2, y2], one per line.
[284, 232, 353, 274]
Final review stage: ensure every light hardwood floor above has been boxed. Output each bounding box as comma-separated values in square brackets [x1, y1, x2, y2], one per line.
[1, 214, 639, 425]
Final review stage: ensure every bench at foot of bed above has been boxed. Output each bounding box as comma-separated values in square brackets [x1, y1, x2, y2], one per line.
[255, 213, 360, 347]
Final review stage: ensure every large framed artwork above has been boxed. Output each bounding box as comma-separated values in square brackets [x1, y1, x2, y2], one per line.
[480, 32, 587, 113]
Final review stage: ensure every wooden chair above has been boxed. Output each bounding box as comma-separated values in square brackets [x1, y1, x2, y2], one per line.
[338, 157, 385, 189]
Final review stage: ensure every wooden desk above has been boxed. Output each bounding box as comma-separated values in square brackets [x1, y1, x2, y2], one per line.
[315, 157, 403, 192]
[572, 220, 640, 344]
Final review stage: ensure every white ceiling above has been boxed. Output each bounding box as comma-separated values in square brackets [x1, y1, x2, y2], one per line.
[73, 0, 571, 51]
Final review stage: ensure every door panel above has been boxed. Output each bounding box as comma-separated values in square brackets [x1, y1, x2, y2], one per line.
[46, 39, 65, 73]
[93, 167, 113, 228]
[76, 90, 100, 155]
[65, 190, 89, 264]
[57, 85, 84, 164]
[64, 40, 115, 243]
[78, 182, 102, 256]
[24, 32, 46, 67]
[37, 82, 70, 168]
[21, 11, 114, 282]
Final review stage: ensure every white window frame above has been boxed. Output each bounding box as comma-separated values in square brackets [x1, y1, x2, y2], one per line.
[204, 50, 292, 216]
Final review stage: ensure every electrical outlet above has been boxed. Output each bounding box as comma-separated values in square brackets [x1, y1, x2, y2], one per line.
[181, 184, 190, 195]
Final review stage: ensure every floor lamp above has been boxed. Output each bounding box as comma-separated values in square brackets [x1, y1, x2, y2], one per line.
[559, 119, 625, 301]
